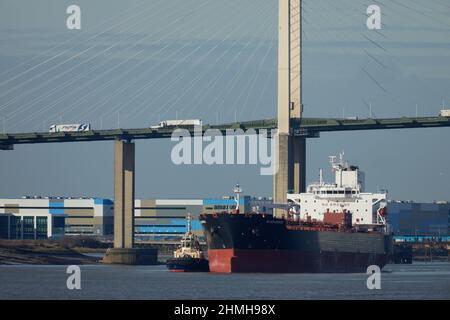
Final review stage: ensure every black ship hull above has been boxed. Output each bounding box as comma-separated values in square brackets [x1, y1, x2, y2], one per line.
[166, 257, 210, 272]
[200, 213, 393, 273]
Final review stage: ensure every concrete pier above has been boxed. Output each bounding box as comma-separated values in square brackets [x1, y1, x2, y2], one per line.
[103, 140, 158, 265]
[293, 136, 306, 194]
[113, 140, 135, 249]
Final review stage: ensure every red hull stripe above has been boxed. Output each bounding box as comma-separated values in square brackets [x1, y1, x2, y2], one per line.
[208, 249, 387, 273]
[208, 249, 235, 273]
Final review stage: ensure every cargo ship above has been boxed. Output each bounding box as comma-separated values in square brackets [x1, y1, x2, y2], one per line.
[166, 213, 209, 272]
[200, 154, 393, 273]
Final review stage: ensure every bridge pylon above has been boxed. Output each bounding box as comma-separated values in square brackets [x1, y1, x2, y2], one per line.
[113, 140, 135, 249]
[103, 140, 157, 265]
[274, 0, 305, 217]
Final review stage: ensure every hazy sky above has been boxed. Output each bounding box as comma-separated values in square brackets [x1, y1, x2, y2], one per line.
[0, 0, 449, 202]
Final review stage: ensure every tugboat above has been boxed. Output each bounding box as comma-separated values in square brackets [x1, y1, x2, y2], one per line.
[166, 213, 209, 272]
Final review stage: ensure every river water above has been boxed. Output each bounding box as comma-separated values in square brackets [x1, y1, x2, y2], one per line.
[0, 262, 449, 300]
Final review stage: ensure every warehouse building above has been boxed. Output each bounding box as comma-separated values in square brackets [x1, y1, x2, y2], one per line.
[0, 197, 114, 239]
[388, 201, 450, 241]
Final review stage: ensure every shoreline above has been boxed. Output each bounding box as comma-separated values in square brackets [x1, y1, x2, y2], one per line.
[0, 240, 100, 265]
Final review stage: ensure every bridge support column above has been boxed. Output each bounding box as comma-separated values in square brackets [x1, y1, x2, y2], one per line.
[293, 136, 306, 194]
[113, 140, 135, 249]
[103, 140, 157, 265]
[274, 0, 304, 217]
[273, 134, 292, 218]
[273, 135, 305, 216]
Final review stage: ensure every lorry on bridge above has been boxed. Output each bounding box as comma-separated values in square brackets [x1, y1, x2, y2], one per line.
[150, 119, 202, 129]
[49, 123, 91, 133]
[440, 109, 450, 117]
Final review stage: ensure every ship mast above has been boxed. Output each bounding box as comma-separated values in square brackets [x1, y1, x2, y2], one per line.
[233, 184, 242, 212]
[186, 213, 192, 234]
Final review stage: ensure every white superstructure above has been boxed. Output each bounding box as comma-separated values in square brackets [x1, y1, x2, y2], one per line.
[173, 213, 205, 259]
[287, 153, 387, 226]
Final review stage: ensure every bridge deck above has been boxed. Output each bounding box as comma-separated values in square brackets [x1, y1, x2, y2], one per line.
[0, 116, 449, 148]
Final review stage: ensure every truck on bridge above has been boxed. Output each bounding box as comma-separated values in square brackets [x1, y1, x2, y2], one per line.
[49, 123, 91, 133]
[150, 119, 202, 129]
[440, 109, 450, 117]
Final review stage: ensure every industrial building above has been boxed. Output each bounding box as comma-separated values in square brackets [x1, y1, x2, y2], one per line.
[0, 197, 114, 239]
[389, 201, 450, 242]
[0, 196, 448, 241]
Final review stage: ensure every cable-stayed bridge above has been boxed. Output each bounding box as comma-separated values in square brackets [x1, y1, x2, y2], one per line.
[1, 0, 449, 259]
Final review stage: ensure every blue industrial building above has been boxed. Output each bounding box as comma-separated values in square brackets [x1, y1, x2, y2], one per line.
[388, 201, 450, 242]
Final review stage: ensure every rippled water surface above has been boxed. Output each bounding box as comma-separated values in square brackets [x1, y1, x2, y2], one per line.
[0, 262, 449, 299]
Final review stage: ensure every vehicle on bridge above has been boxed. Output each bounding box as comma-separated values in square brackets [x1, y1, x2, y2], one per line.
[150, 119, 202, 129]
[440, 109, 450, 117]
[49, 123, 91, 133]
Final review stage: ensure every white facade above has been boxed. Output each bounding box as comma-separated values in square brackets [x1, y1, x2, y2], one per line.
[0, 199, 54, 238]
[155, 199, 203, 206]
